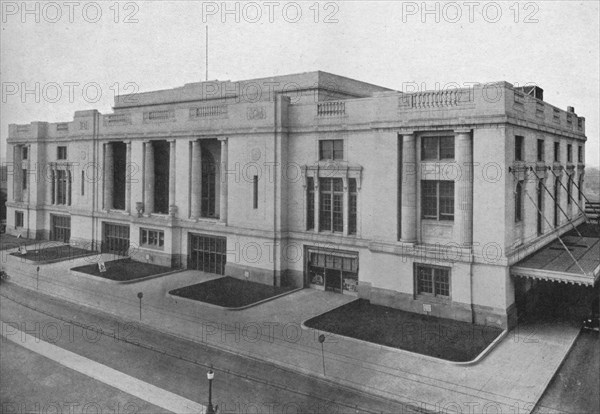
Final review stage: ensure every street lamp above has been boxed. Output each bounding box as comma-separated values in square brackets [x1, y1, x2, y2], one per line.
[206, 367, 216, 414]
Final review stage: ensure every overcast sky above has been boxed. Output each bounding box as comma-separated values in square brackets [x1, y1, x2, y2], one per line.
[1, 1, 598, 166]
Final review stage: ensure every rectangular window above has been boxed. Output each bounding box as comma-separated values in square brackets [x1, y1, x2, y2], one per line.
[421, 136, 455, 160]
[22, 169, 27, 190]
[253, 175, 258, 209]
[140, 228, 164, 249]
[22, 147, 28, 160]
[515, 136, 524, 161]
[567, 144, 572, 163]
[554, 142, 560, 162]
[415, 264, 450, 298]
[578, 146, 583, 163]
[307, 177, 314, 230]
[537, 139, 545, 162]
[15, 211, 24, 228]
[515, 181, 523, 222]
[567, 175, 573, 205]
[421, 180, 454, 221]
[578, 176, 583, 201]
[349, 178, 357, 235]
[319, 178, 344, 232]
[319, 140, 343, 160]
[57, 146, 67, 160]
[81, 171, 85, 196]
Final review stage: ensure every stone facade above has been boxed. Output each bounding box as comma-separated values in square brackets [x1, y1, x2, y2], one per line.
[5, 72, 588, 329]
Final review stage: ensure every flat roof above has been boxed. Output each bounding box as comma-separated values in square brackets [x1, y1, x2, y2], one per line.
[511, 223, 600, 286]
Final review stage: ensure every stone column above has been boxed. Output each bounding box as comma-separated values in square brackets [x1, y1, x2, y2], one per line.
[168, 139, 177, 216]
[143, 141, 154, 215]
[104, 143, 114, 210]
[455, 129, 473, 246]
[400, 132, 417, 242]
[218, 137, 228, 223]
[66, 168, 72, 206]
[190, 140, 202, 219]
[125, 141, 132, 214]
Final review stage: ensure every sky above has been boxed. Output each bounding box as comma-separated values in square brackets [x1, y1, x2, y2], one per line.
[1, 1, 599, 166]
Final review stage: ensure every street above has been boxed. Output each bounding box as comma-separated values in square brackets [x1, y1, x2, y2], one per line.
[533, 329, 600, 414]
[0, 285, 418, 414]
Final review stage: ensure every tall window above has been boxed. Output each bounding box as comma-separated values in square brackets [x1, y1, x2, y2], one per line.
[22, 147, 28, 160]
[349, 178, 357, 235]
[306, 177, 314, 230]
[567, 144, 573, 163]
[537, 181, 544, 235]
[554, 177, 560, 227]
[201, 150, 217, 218]
[415, 264, 450, 298]
[554, 142, 560, 162]
[319, 178, 343, 232]
[567, 175, 573, 204]
[253, 175, 258, 209]
[22, 169, 27, 190]
[319, 140, 343, 160]
[515, 181, 523, 222]
[421, 136, 454, 160]
[578, 146, 583, 163]
[515, 136, 524, 161]
[57, 146, 67, 160]
[421, 180, 454, 221]
[578, 176, 583, 201]
[56, 170, 67, 205]
[537, 139, 545, 162]
[15, 211, 24, 228]
[81, 171, 85, 196]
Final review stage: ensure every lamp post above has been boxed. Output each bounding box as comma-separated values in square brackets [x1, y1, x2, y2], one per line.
[206, 367, 216, 414]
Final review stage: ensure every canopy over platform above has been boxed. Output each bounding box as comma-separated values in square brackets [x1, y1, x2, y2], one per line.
[511, 223, 600, 286]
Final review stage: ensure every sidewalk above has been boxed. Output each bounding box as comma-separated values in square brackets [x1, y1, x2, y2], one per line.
[1, 250, 581, 413]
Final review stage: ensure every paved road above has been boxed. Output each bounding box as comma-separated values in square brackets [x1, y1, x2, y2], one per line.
[533, 330, 599, 414]
[0, 286, 420, 414]
[1, 340, 164, 414]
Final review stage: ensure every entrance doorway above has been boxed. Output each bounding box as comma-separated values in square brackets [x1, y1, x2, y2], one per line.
[188, 233, 226, 274]
[102, 222, 130, 255]
[51, 215, 71, 242]
[306, 248, 359, 294]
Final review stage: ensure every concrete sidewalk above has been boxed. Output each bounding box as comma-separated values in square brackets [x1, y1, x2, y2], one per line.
[1, 250, 581, 413]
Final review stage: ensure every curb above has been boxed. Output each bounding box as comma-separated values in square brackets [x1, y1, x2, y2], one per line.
[300, 311, 508, 366]
[167, 286, 304, 311]
[69, 268, 185, 285]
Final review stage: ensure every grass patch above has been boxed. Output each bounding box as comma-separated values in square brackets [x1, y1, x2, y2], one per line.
[305, 299, 503, 362]
[10, 245, 95, 263]
[1, 234, 42, 251]
[169, 276, 295, 308]
[71, 258, 173, 281]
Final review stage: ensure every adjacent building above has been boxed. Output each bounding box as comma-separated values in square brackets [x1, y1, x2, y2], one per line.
[5, 71, 598, 328]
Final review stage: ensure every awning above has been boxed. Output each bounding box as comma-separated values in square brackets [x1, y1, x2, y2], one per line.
[511, 227, 600, 286]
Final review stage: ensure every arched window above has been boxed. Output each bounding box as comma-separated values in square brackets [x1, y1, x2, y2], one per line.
[515, 181, 523, 223]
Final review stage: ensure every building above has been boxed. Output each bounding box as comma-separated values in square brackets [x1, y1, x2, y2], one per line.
[5, 71, 598, 328]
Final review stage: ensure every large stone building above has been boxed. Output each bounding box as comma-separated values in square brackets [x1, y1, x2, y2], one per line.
[5, 71, 598, 328]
